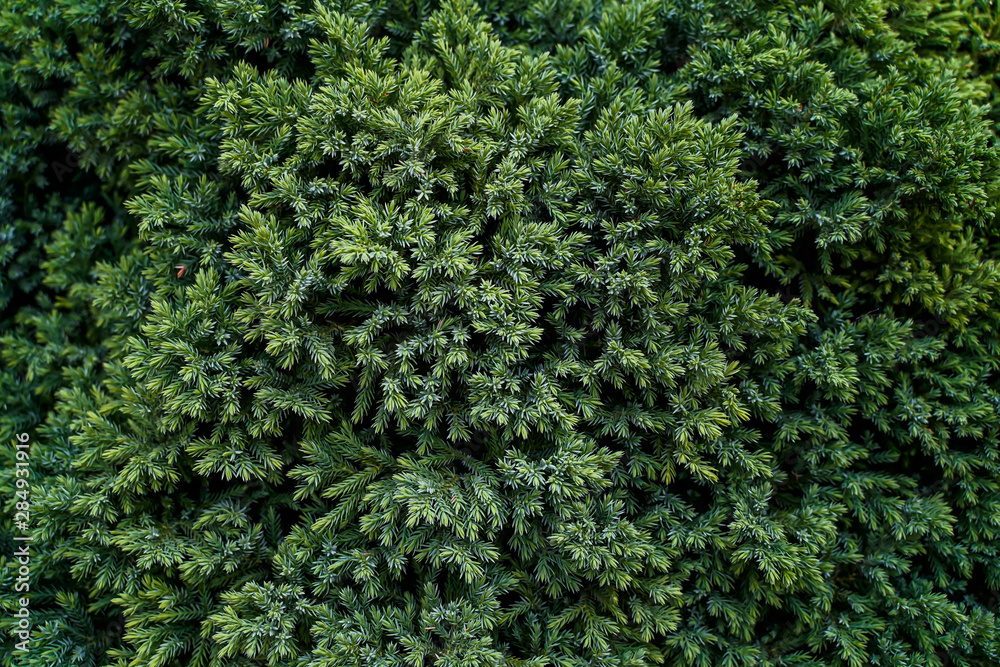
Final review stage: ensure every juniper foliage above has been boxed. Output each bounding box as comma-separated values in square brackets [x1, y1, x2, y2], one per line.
[0, 1, 999, 667]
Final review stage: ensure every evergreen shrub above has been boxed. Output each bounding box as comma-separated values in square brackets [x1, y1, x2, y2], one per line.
[0, 1, 999, 666]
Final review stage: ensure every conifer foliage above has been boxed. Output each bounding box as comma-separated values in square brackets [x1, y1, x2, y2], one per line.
[0, 1, 999, 666]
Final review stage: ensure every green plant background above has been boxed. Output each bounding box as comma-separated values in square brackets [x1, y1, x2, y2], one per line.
[1, 1, 999, 666]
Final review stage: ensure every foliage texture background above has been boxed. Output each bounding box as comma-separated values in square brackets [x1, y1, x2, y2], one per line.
[1, 0, 1000, 666]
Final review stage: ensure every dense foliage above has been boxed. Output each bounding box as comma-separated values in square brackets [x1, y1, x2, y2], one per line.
[1, 1, 999, 666]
